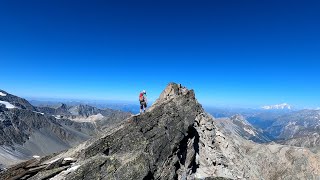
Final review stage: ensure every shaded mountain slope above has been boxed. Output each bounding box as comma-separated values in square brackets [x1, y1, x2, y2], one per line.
[0, 91, 131, 169]
[0, 105, 97, 168]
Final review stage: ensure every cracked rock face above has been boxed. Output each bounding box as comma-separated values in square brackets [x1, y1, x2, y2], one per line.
[1, 83, 320, 180]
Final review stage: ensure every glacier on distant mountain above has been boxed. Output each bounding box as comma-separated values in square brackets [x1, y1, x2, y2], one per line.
[262, 103, 291, 110]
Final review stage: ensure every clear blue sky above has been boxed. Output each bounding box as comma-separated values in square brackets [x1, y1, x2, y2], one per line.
[0, 0, 319, 108]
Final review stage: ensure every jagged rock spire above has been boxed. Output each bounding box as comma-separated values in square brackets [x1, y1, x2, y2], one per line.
[149, 83, 196, 112]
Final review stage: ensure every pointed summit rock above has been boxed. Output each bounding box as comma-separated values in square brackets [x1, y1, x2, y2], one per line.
[158, 83, 190, 101]
[149, 83, 193, 111]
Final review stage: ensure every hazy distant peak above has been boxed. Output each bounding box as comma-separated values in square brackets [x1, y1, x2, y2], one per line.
[262, 103, 292, 110]
[230, 114, 246, 122]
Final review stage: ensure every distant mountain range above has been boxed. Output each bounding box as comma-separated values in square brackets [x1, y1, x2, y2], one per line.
[267, 109, 320, 139]
[207, 105, 320, 153]
[29, 99, 141, 114]
[0, 89, 131, 169]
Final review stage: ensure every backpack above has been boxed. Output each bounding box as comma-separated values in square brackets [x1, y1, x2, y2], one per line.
[139, 93, 144, 102]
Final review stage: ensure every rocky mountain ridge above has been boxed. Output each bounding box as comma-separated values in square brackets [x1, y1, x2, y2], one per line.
[0, 90, 35, 111]
[1, 83, 320, 180]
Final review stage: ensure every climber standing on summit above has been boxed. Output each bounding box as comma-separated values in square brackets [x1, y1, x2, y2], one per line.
[139, 90, 147, 114]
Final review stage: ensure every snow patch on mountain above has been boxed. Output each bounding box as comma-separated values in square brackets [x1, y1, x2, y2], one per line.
[262, 103, 291, 110]
[0, 101, 15, 109]
[0, 92, 6, 96]
[64, 157, 75, 161]
[244, 127, 256, 136]
[70, 113, 105, 122]
[33, 111, 44, 115]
